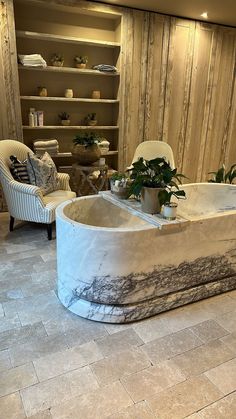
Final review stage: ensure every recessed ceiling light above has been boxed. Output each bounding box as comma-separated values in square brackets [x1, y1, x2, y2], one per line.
[200, 12, 208, 19]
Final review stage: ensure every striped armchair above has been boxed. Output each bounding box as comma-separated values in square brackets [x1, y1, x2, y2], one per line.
[0, 140, 76, 239]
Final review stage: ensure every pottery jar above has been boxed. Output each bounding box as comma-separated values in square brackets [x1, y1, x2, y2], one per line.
[65, 89, 73, 98]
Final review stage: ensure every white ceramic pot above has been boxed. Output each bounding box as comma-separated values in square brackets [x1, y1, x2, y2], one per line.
[162, 203, 178, 220]
[65, 89, 73, 98]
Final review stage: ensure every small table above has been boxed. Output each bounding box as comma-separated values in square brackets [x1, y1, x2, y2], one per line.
[71, 163, 108, 196]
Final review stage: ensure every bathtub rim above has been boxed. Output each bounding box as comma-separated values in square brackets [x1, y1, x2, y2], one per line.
[56, 195, 155, 232]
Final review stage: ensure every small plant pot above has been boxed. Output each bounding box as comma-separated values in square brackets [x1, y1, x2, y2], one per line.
[76, 63, 86, 69]
[110, 179, 129, 200]
[141, 187, 163, 214]
[61, 119, 70, 126]
[162, 203, 178, 220]
[88, 120, 97, 126]
[52, 61, 64, 67]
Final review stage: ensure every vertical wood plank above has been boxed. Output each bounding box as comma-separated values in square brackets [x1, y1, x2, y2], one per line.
[162, 18, 195, 172]
[119, 8, 149, 170]
[182, 23, 218, 182]
[144, 13, 170, 142]
[0, 0, 22, 140]
[201, 27, 236, 180]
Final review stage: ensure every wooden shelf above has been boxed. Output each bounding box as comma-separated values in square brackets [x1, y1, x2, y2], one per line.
[23, 125, 119, 130]
[53, 151, 118, 158]
[20, 96, 119, 103]
[16, 30, 121, 48]
[18, 65, 119, 76]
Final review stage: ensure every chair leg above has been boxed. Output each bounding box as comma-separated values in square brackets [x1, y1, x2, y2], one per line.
[9, 216, 14, 232]
[46, 223, 53, 240]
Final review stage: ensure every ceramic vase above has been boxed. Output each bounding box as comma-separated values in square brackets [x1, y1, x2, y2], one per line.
[141, 187, 163, 214]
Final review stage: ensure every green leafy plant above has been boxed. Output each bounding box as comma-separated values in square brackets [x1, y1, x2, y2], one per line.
[58, 112, 70, 120]
[127, 157, 186, 205]
[208, 164, 236, 184]
[111, 172, 129, 182]
[73, 132, 101, 147]
[86, 113, 96, 121]
[74, 55, 88, 64]
[51, 53, 64, 63]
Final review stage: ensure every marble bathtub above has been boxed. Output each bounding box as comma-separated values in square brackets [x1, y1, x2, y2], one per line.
[56, 184, 236, 323]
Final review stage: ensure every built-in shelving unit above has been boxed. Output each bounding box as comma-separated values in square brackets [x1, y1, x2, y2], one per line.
[23, 125, 119, 130]
[18, 65, 119, 76]
[20, 96, 119, 103]
[14, 0, 121, 170]
[16, 30, 121, 48]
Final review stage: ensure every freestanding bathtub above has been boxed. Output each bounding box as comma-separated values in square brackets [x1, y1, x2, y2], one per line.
[56, 183, 236, 323]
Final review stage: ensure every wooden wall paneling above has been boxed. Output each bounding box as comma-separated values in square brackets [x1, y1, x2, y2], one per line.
[119, 9, 149, 170]
[182, 23, 218, 182]
[162, 18, 195, 172]
[224, 55, 236, 168]
[201, 27, 236, 180]
[143, 13, 170, 142]
[0, 0, 22, 140]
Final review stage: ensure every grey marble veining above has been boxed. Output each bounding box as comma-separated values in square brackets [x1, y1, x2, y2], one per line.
[56, 186, 236, 323]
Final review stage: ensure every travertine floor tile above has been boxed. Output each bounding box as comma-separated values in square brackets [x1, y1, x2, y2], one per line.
[204, 357, 236, 394]
[44, 312, 108, 340]
[142, 329, 203, 364]
[0, 312, 21, 333]
[189, 319, 229, 342]
[0, 363, 38, 397]
[0, 349, 11, 372]
[9, 333, 69, 367]
[50, 381, 133, 419]
[28, 410, 52, 419]
[21, 365, 98, 416]
[173, 340, 234, 377]
[0, 392, 25, 419]
[196, 392, 236, 418]
[91, 347, 150, 385]
[215, 310, 236, 333]
[33, 341, 103, 381]
[0, 322, 47, 351]
[95, 328, 144, 357]
[220, 332, 236, 352]
[133, 316, 173, 343]
[121, 359, 186, 402]
[107, 401, 155, 418]
[147, 375, 222, 418]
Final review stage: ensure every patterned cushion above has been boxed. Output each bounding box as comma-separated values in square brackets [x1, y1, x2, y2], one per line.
[27, 152, 60, 195]
[10, 155, 30, 184]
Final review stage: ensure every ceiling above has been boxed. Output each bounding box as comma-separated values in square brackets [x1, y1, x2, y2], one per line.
[96, 0, 236, 27]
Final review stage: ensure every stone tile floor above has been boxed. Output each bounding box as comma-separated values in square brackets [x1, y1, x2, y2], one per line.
[0, 212, 236, 418]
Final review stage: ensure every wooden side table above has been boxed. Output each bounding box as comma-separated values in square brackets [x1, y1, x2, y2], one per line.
[71, 163, 108, 196]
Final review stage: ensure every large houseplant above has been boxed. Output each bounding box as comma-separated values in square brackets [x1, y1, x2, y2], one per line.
[128, 157, 186, 214]
[72, 132, 101, 165]
[208, 164, 236, 184]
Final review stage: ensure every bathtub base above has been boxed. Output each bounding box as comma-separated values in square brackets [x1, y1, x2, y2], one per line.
[58, 274, 236, 323]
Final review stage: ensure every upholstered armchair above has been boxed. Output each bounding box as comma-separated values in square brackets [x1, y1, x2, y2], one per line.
[0, 140, 76, 239]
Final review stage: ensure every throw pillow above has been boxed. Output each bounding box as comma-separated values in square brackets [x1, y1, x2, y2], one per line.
[27, 152, 60, 195]
[10, 155, 30, 184]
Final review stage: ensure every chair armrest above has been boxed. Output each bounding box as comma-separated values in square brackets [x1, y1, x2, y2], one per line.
[10, 180, 43, 197]
[57, 172, 71, 191]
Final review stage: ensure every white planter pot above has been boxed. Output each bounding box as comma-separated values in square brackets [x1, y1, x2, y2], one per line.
[162, 203, 178, 220]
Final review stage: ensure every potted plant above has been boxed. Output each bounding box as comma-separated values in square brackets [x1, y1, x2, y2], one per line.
[72, 132, 101, 165]
[58, 112, 70, 126]
[159, 188, 186, 220]
[208, 163, 236, 183]
[110, 173, 131, 199]
[85, 113, 97, 126]
[74, 55, 88, 69]
[50, 53, 64, 67]
[128, 157, 186, 214]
